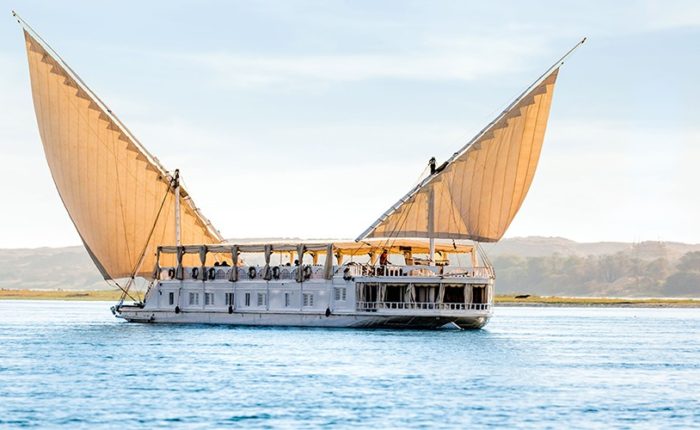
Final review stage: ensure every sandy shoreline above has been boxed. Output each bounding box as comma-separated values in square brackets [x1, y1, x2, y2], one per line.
[496, 301, 700, 308]
[496, 295, 700, 307]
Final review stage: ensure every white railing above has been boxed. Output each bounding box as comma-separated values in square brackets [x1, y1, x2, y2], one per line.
[341, 264, 494, 279]
[158, 265, 328, 281]
[443, 266, 494, 278]
[157, 264, 493, 282]
[159, 266, 233, 281]
[357, 301, 491, 311]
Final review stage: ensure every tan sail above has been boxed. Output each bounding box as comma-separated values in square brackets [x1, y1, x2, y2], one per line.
[21, 29, 222, 280]
[358, 68, 560, 242]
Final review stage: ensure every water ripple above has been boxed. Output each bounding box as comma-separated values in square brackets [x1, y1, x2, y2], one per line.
[1, 301, 699, 429]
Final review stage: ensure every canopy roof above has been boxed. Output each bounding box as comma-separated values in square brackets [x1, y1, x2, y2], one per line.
[356, 41, 583, 243]
[18, 17, 222, 280]
[159, 239, 473, 255]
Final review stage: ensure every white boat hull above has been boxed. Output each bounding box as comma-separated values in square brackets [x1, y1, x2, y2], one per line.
[116, 306, 490, 329]
[113, 263, 495, 330]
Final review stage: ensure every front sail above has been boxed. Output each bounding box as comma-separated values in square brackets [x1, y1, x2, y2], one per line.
[357, 68, 560, 242]
[21, 28, 222, 280]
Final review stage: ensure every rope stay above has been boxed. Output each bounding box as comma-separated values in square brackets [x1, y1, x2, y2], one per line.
[118, 177, 175, 304]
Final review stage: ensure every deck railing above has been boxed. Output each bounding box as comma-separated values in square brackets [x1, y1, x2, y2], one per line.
[343, 264, 493, 279]
[157, 265, 329, 281]
[157, 264, 494, 282]
[357, 301, 491, 311]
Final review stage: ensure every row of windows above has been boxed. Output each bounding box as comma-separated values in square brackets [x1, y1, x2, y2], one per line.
[185, 292, 217, 306]
[166, 288, 347, 307]
[242, 292, 267, 307]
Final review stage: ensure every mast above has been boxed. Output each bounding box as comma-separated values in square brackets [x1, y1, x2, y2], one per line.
[174, 169, 181, 246]
[427, 158, 436, 264]
[428, 186, 435, 265]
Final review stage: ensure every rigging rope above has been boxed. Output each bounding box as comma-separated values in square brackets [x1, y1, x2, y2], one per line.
[118, 182, 173, 303]
[111, 279, 138, 303]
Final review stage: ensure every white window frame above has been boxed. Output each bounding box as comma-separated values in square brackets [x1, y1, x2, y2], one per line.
[168, 292, 174, 306]
[244, 292, 251, 307]
[303, 293, 314, 307]
[257, 293, 267, 307]
[189, 292, 200, 306]
[334, 287, 347, 301]
[225, 292, 234, 306]
[205, 292, 214, 306]
[284, 292, 290, 308]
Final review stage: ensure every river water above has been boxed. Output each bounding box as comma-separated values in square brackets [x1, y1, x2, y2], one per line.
[0, 300, 698, 429]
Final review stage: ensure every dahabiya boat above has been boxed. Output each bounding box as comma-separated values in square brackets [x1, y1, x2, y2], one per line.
[13, 12, 583, 329]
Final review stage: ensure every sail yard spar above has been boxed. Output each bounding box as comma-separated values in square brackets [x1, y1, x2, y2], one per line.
[357, 39, 585, 245]
[15, 13, 223, 282]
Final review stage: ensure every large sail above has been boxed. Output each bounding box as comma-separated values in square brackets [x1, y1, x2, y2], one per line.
[20, 23, 223, 280]
[357, 66, 562, 243]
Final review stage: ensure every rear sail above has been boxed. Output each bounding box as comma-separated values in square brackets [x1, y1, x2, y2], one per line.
[17, 15, 223, 280]
[357, 40, 584, 243]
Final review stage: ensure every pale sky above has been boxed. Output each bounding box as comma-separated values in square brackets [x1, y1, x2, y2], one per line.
[0, 1, 698, 248]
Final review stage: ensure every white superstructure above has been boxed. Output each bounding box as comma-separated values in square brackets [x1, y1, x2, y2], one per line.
[116, 241, 494, 329]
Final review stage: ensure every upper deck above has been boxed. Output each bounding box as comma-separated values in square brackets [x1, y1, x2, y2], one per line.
[152, 239, 493, 284]
[143, 240, 495, 321]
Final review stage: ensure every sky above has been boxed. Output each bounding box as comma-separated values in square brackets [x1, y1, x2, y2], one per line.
[0, 0, 698, 248]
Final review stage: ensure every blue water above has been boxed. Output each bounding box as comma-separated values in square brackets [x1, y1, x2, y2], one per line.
[1, 301, 699, 429]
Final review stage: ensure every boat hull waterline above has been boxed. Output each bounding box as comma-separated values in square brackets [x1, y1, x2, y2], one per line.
[114, 263, 495, 330]
[116, 307, 490, 330]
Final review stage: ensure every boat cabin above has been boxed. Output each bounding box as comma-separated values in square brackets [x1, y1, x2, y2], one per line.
[147, 240, 494, 323]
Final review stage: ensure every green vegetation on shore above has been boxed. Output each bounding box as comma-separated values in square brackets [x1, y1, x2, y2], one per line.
[495, 294, 700, 307]
[492, 246, 700, 297]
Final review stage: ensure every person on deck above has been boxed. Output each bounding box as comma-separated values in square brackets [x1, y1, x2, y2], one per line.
[379, 249, 390, 266]
[403, 250, 414, 266]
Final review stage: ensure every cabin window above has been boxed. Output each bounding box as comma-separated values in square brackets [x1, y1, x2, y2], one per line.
[443, 285, 465, 304]
[189, 292, 200, 305]
[257, 293, 267, 307]
[205, 292, 214, 306]
[284, 293, 291, 307]
[244, 293, 251, 307]
[303, 293, 314, 307]
[385, 285, 404, 303]
[473, 286, 486, 304]
[225, 293, 234, 306]
[334, 287, 347, 301]
[168, 292, 174, 306]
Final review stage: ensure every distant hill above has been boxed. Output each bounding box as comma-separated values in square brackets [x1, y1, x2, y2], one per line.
[0, 246, 104, 290]
[483, 236, 700, 260]
[0, 237, 698, 297]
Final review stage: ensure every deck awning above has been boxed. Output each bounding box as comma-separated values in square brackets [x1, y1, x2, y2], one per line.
[158, 239, 473, 255]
